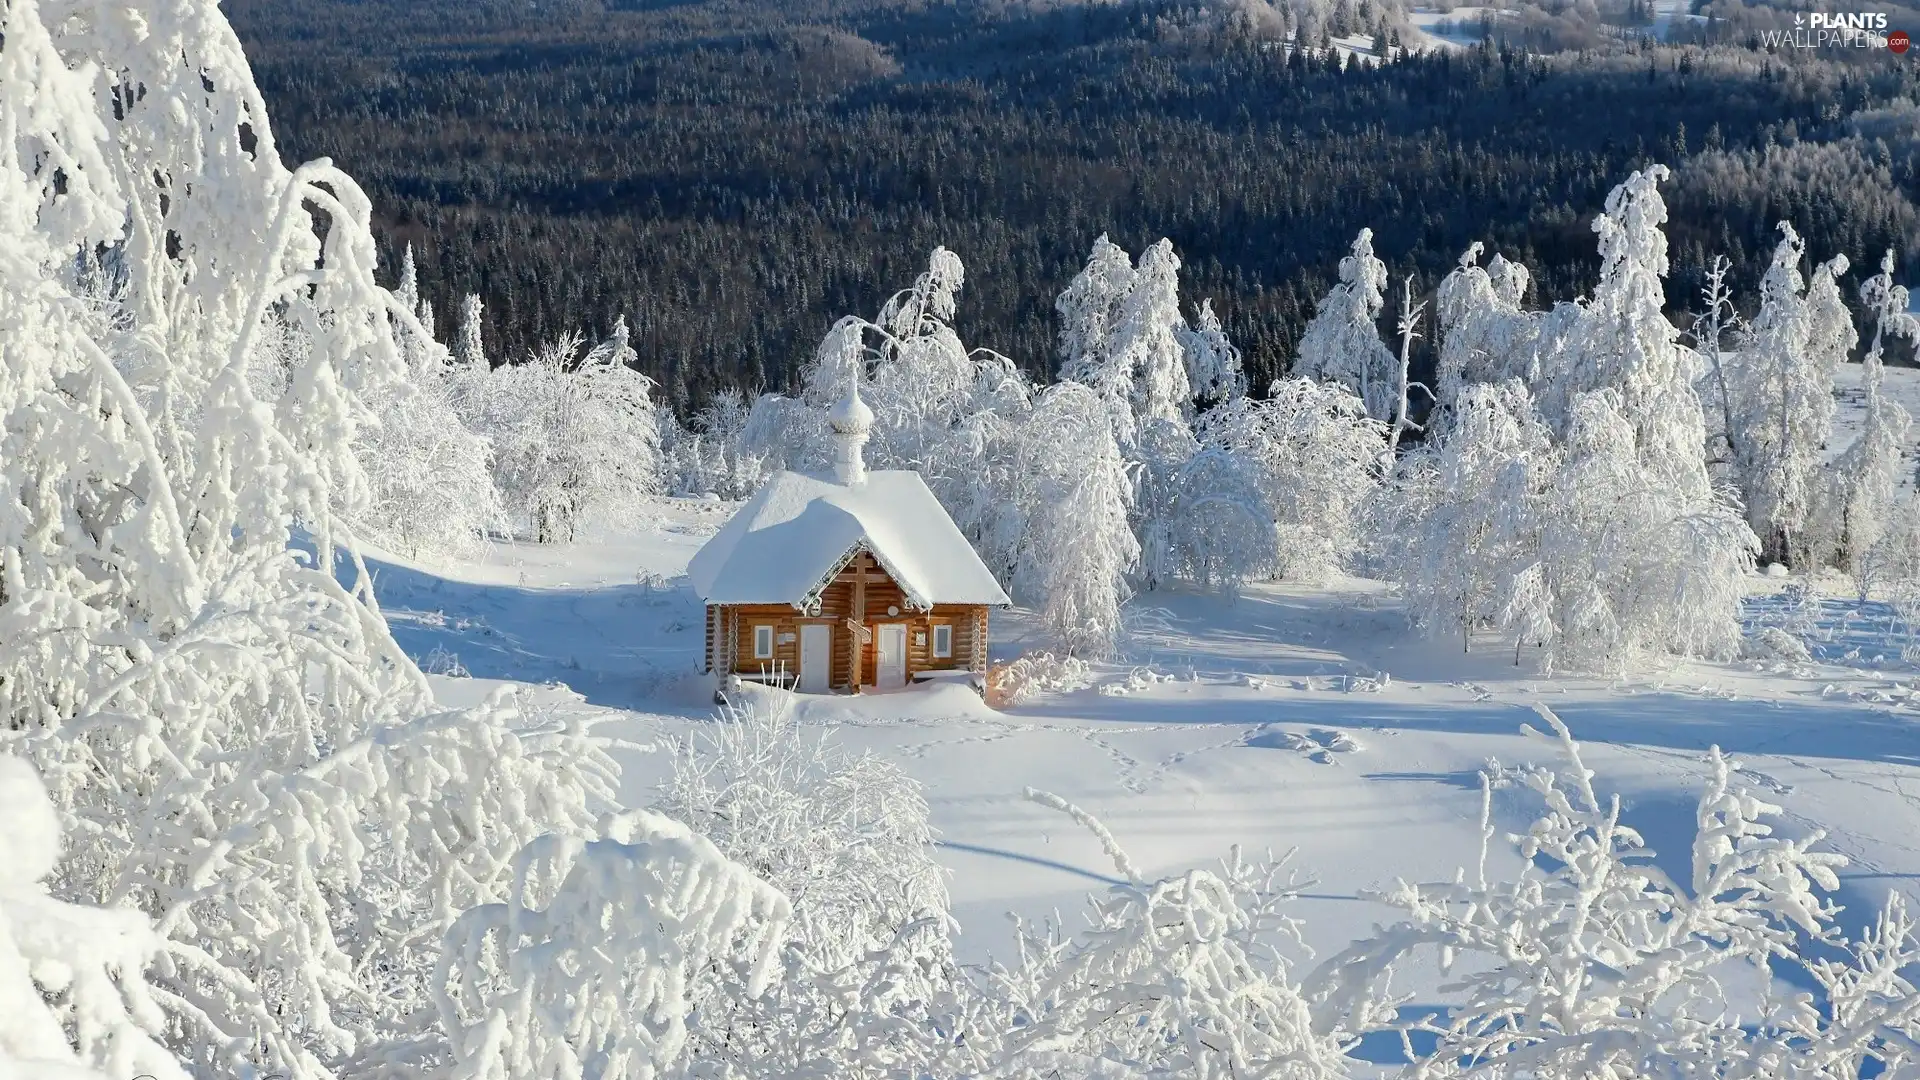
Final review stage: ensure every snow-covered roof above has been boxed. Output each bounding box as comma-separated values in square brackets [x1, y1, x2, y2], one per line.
[687, 470, 1012, 610]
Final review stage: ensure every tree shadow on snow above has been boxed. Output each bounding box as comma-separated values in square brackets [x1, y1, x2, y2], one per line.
[336, 546, 713, 715]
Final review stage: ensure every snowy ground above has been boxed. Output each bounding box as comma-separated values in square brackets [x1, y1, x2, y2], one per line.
[362, 364, 1920, 1027]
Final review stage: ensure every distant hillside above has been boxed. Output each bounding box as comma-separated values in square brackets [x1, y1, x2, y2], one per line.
[230, 0, 1920, 411]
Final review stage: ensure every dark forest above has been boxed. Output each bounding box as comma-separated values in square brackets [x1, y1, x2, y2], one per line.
[228, 0, 1920, 412]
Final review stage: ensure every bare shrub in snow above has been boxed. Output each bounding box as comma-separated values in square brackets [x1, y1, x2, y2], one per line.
[0, 4, 623, 1075]
[988, 652, 1098, 705]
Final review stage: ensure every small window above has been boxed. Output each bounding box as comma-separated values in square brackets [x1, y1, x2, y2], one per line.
[753, 625, 774, 659]
[933, 624, 953, 658]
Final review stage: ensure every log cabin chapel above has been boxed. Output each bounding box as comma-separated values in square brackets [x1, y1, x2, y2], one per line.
[688, 373, 1010, 693]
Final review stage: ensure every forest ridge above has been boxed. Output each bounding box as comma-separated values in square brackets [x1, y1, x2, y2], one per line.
[227, 0, 1920, 411]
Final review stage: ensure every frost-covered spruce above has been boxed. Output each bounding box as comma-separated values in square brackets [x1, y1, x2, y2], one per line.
[1295, 228, 1399, 421]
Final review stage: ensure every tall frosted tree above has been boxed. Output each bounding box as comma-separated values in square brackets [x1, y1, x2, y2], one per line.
[1732, 224, 1846, 565]
[455, 291, 488, 370]
[1295, 228, 1398, 420]
[1056, 234, 1139, 404]
[1020, 382, 1140, 656]
[1108, 239, 1194, 429]
[1830, 251, 1918, 595]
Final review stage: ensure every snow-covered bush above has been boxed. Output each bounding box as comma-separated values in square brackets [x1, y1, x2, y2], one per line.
[656, 693, 959, 1077]
[1295, 228, 1398, 421]
[456, 321, 662, 542]
[434, 809, 792, 1080]
[661, 694, 952, 988]
[991, 790, 1349, 1080]
[0, 757, 184, 1080]
[1310, 705, 1920, 1079]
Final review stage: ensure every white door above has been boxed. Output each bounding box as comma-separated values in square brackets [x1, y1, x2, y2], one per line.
[876, 624, 907, 689]
[799, 624, 832, 693]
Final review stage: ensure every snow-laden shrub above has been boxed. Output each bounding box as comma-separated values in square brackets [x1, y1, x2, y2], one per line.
[655, 693, 958, 1077]
[1309, 705, 1920, 1078]
[434, 809, 792, 1080]
[1199, 379, 1386, 584]
[988, 651, 1098, 705]
[989, 789, 1349, 1080]
[0, 757, 184, 1080]
[1743, 624, 1813, 663]
[453, 322, 662, 542]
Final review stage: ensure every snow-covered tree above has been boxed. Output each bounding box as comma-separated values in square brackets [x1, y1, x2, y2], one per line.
[1177, 298, 1247, 406]
[455, 291, 488, 370]
[462, 326, 663, 542]
[1020, 382, 1140, 656]
[1529, 389, 1755, 671]
[353, 253, 504, 557]
[1686, 253, 1745, 463]
[0, 6, 620, 1076]
[1831, 251, 1918, 597]
[1057, 234, 1140, 400]
[1295, 228, 1398, 420]
[1200, 379, 1387, 584]
[1379, 380, 1553, 650]
[1731, 224, 1848, 565]
[1433, 243, 1541, 415]
[1109, 240, 1194, 429]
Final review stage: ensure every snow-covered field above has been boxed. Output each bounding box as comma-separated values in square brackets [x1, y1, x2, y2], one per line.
[368, 365, 1920, 987]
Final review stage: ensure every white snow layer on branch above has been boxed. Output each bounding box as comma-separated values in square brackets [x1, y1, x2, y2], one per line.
[435, 810, 792, 1080]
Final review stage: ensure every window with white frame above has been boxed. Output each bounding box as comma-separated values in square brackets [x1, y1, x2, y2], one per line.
[933, 624, 952, 658]
[753, 624, 774, 659]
